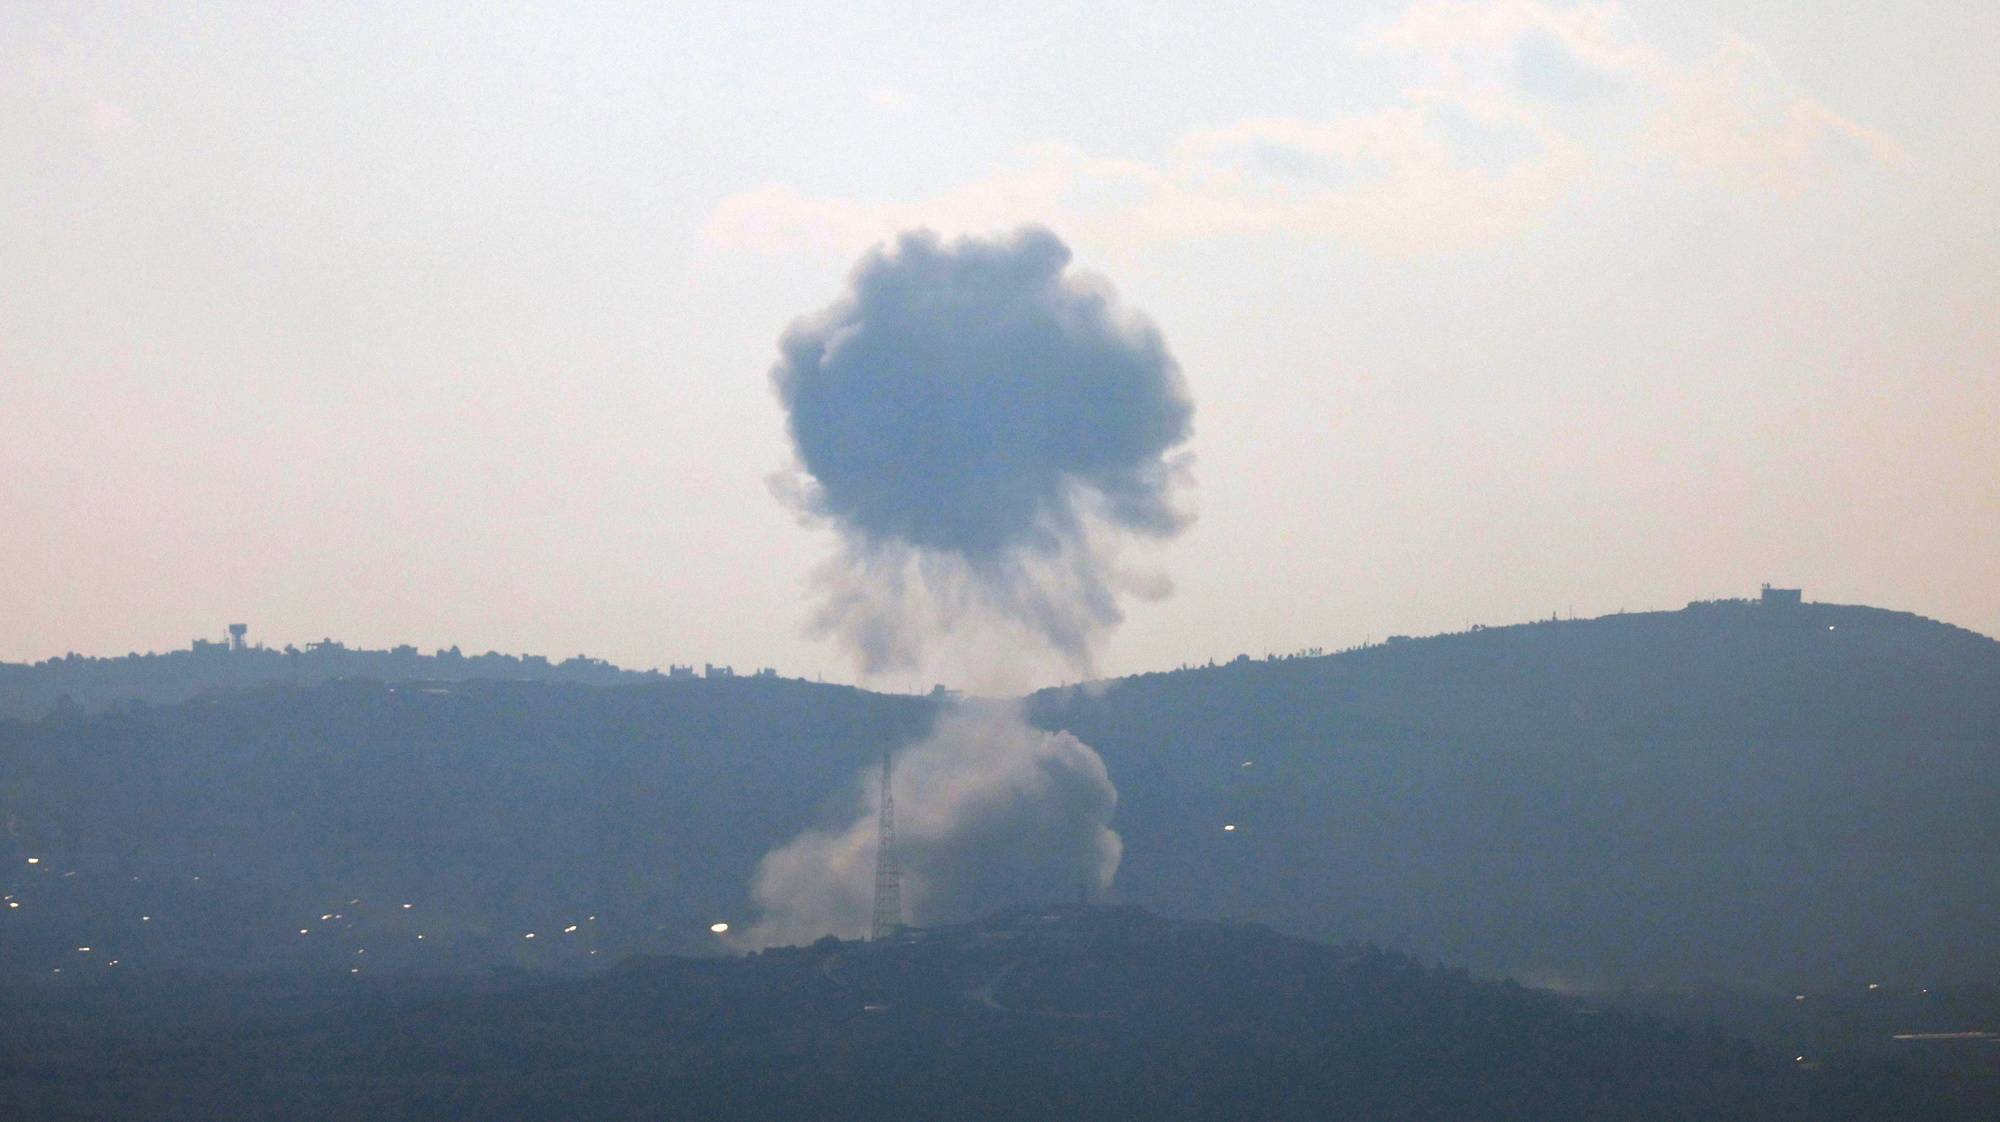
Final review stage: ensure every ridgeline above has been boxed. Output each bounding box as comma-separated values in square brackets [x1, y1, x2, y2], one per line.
[3, 594, 1996, 988]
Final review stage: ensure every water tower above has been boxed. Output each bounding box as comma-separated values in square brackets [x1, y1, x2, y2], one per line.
[227, 623, 248, 651]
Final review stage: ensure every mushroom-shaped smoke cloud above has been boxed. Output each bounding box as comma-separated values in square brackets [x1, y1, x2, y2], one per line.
[750, 227, 1192, 947]
[771, 226, 1194, 674]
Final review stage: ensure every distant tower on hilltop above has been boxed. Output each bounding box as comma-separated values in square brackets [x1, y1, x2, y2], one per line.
[871, 752, 903, 940]
[226, 623, 248, 651]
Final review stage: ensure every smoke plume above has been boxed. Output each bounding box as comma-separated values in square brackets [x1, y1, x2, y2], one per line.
[744, 702, 1121, 948]
[770, 225, 1194, 674]
[748, 227, 1191, 946]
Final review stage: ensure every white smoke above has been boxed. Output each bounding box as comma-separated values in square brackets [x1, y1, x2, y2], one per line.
[743, 702, 1121, 949]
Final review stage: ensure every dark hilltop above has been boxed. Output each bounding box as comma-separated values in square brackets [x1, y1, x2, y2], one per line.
[0, 630, 675, 723]
[2, 905, 1967, 1121]
[1035, 590, 2000, 986]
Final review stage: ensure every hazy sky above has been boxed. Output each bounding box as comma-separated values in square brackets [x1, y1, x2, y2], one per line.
[4, 1, 1994, 687]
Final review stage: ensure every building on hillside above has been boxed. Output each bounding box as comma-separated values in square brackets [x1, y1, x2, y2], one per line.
[1760, 584, 1803, 608]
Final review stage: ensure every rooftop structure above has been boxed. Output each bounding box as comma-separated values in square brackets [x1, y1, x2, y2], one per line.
[1760, 584, 1803, 608]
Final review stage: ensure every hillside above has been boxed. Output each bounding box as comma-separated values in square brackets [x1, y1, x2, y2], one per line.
[3, 595, 1996, 987]
[0, 678, 933, 975]
[3, 906, 1960, 1121]
[1031, 598, 2000, 986]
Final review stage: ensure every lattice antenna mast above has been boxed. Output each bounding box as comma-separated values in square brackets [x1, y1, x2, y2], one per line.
[871, 751, 903, 940]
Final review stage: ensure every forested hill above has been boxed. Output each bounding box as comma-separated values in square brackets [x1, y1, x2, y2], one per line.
[0, 677, 932, 974]
[0, 638, 674, 721]
[1031, 597, 2000, 984]
[3, 596, 1996, 987]
[6, 906, 1959, 1121]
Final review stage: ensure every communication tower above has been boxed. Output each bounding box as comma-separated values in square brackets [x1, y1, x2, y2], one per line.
[871, 752, 903, 940]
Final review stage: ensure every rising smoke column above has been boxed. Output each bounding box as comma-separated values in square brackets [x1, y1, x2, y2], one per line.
[770, 226, 1194, 674]
[749, 227, 1191, 946]
[746, 703, 1123, 948]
